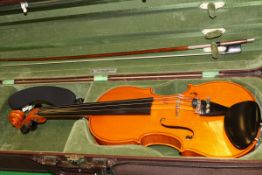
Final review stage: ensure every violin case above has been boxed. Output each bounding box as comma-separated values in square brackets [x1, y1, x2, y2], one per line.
[0, 0, 262, 174]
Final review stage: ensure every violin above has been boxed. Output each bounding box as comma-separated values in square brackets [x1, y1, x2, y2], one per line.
[8, 81, 261, 158]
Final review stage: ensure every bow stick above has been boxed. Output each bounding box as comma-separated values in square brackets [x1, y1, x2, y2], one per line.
[0, 38, 254, 62]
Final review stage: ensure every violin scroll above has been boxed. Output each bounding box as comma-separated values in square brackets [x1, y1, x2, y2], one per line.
[8, 110, 25, 129]
[8, 108, 46, 134]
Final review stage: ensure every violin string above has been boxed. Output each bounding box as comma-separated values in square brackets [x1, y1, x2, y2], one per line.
[43, 100, 193, 110]
[39, 92, 206, 115]
[39, 100, 197, 115]
[40, 100, 194, 114]
[40, 106, 196, 116]
[147, 94, 195, 100]
[44, 98, 153, 109]
[43, 94, 196, 109]
[41, 96, 197, 113]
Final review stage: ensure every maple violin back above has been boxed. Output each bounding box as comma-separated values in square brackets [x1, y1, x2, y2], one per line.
[89, 81, 261, 158]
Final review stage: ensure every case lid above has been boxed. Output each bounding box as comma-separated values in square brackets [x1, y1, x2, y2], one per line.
[0, 0, 261, 81]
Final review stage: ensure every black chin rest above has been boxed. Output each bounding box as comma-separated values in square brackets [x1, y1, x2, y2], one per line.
[8, 86, 77, 109]
[224, 101, 261, 149]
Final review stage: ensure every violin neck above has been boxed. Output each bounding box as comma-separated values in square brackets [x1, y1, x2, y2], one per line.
[38, 97, 153, 117]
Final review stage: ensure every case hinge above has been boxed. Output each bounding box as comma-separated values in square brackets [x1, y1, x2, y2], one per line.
[63, 155, 108, 170]
[37, 156, 58, 166]
[66, 155, 86, 165]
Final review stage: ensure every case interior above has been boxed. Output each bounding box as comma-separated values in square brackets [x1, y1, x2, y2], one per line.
[0, 0, 262, 161]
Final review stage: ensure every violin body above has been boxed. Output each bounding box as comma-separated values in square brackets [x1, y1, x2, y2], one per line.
[89, 81, 259, 158]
